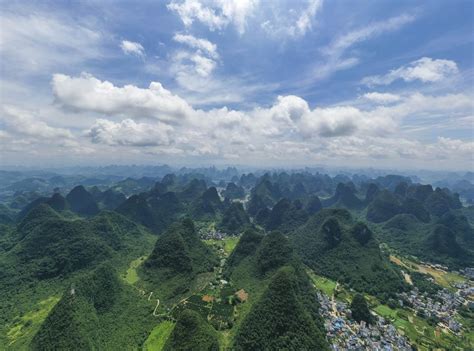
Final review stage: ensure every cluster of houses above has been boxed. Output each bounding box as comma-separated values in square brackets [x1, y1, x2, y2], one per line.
[453, 281, 474, 300]
[460, 267, 474, 280]
[199, 228, 228, 240]
[398, 285, 469, 334]
[316, 292, 411, 350]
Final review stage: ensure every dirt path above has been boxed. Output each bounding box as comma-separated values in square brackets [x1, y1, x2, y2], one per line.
[152, 299, 161, 316]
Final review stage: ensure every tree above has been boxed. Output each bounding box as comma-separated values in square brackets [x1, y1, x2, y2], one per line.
[350, 294, 373, 324]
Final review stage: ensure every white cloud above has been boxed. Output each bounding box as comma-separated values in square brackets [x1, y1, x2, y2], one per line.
[313, 13, 416, 79]
[0, 10, 103, 75]
[52, 73, 192, 121]
[362, 92, 401, 103]
[362, 57, 459, 86]
[293, 0, 323, 36]
[120, 40, 145, 57]
[436, 137, 474, 156]
[45, 72, 473, 168]
[170, 34, 220, 94]
[87, 119, 173, 146]
[171, 50, 218, 92]
[323, 14, 415, 57]
[167, 0, 259, 34]
[300, 106, 360, 137]
[261, 0, 323, 38]
[1, 105, 73, 139]
[173, 33, 218, 58]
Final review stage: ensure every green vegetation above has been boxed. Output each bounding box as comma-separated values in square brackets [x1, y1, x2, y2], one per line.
[262, 198, 309, 233]
[381, 212, 474, 269]
[255, 231, 294, 276]
[66, 185, 99, 216]
[350, 294, 374, 324]
[31, 264, 155, 350]
[367, 190, 401, 223]
[123, 256, 146, 285]
[164, 310, 219, 351]
[222, 236, 240, 255]
[323, 183, 363, 209]
[223, 182, 245, 200]
[233, 266, 328, 350]
[308, 271, 337, 296]
[225, 229, 263, 276]
[1, 173, 472, 350]
[218, 202, 251, 234]
[6, 296, 60, 348]
[142, 218, 218, 300]
[144, 321, 175, 351]
[192, 187, 222, 219]
[292, 209, 406, 298]
[1, 205, 152, 281]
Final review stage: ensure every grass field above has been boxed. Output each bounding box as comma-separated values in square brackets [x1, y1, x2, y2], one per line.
[7, 296, 60, 347]
[307, 270, 337, 296]
[143, 321, 175, 351]
[123, 255, 146, 285]
[223, 237, 239, 255]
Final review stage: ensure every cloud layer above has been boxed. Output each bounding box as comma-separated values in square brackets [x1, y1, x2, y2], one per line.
[45, 72, 473, 168]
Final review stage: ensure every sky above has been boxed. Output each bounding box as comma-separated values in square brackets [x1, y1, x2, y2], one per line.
[0, 0, 473, 171]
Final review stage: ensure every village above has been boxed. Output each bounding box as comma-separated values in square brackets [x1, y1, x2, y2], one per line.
[310, 256, 474, 350]
[316, 291, 412, 350]
[398, 281, 473, 334]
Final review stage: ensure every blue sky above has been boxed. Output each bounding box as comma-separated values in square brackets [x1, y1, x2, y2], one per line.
[0, 0, 473, 170]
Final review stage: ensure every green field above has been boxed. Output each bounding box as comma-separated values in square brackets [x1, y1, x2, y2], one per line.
[223, 237, 239, 255]
[143, 321, 175, 351]
[6, 296, 60, 348]
[123, 256, 146, 285]
[307, 270, 337, 296]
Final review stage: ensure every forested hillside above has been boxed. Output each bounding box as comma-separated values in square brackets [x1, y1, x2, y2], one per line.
[0, 169, 472, 350]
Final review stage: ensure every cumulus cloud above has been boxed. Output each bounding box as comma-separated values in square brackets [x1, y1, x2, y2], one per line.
[87, 119, 173, 146]
[120, 40, 145, 57]
[301, 106, 360, 137]
[167, 0, 259, 34]
[362, 92, 401, 103]
[48, 72, 473, 167]
[362, 57, 458, 86]
[52, 73, 192, 121]
[173, 33, 218, 58]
